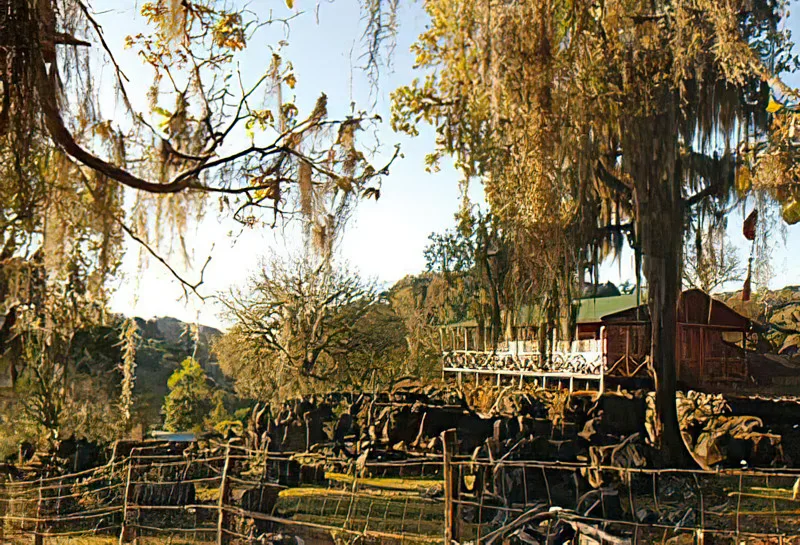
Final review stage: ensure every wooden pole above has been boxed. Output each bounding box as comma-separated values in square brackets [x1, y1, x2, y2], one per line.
[625, 328, 631, 376]
[442, 429, 460, 544]
[33, 475, 43, 545]
[120, 448, 138, 545]
[599, 327, 606, 395]
[54, 476, 64, 536]
[217, 443, 232, 545]
[0, 473, 6, 544]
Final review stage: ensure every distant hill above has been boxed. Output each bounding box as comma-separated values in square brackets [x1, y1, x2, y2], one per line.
[134, 316, 222, 363]
[129, 316, 226, 431]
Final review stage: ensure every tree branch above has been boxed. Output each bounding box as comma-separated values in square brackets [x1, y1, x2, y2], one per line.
[682, 150, 736, 209]
[595, 159, 632, 200]
[76, 171, 211, 300]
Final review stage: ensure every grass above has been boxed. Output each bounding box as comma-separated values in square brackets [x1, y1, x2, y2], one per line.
[324, 472, 443, 492]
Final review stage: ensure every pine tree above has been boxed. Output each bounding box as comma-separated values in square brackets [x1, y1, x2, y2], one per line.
[162, 358, 213, 432]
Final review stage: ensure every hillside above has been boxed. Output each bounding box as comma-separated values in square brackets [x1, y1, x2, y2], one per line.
[129, 316, 226, 431]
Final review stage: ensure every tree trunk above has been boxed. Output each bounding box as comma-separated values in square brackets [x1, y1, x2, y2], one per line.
[628, 112, 695, 467]
[558, 275, 576, 343]
[488, 275, 502, 349]
[642, 230, 687, 466]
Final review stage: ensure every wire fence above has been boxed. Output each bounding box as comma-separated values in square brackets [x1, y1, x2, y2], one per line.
[0, 442, 446, 545]
[6, 434, 800, 544]
[445, 435, 800, 543]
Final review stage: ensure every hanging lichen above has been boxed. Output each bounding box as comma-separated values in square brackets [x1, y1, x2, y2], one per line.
[392, 0, 797, 461]
[118, 318, 139, 427]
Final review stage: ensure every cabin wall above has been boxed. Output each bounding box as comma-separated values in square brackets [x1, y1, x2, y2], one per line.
[605, 323, 650, 378]
[676, 325, 748, 385]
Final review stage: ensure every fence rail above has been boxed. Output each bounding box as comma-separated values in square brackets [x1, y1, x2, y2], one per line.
[0, 442, 445, 545]
[5, 434, 800, 544]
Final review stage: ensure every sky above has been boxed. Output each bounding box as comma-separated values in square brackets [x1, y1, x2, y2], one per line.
[98, 1, 800, 329]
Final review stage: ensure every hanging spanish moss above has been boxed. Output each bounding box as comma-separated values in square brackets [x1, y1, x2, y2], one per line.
[392, 0, 797, 464]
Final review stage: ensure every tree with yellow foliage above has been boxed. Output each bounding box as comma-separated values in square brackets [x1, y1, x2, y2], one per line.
[392, 0, 800, 464]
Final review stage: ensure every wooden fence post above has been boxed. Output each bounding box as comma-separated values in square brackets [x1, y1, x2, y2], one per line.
[217, 443, 232, 545]
[0, 473, 6, 544]
[119, 448, 138, 545]
[33, 475, 43, 545]
[442, 429, 460, 545]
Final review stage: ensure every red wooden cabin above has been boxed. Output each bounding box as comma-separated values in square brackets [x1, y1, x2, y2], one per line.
[602, 289, 752, 389]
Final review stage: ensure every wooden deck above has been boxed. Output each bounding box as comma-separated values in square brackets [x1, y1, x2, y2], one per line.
[442, 340, 605, 391]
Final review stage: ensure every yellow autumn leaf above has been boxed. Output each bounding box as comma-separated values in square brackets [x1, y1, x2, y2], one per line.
[153, 107, 173, 130]
[286, 0, 294, 8]
[767, 97, 783, 113]
[735, 165, 752, 197]
[783, 199, 800, 225]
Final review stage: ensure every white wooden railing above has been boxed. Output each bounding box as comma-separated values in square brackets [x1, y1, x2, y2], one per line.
[442, 338, 606, 390]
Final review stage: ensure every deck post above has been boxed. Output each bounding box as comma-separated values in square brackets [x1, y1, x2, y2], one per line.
[625, 328, 631, 376]
[599, 328, 606, 395]
[442, 429, 460, 544]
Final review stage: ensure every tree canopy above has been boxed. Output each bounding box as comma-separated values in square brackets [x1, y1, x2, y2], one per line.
[391, 0, 800, 463]
[215, 255, 410, 401]
[0, 0, 395, 323]
[4, 0, 800, 464]
[0, 1, 397, 445]
[162, 357, 214, 432]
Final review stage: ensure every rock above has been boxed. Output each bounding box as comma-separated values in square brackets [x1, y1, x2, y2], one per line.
[635, 507, 659, 523]
[585, 433, 647, 488]
[592, 393, 648, 437]
[665, 533, 695, 545]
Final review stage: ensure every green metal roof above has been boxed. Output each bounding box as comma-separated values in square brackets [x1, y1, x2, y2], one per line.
[442, 318, 478, 329]
[575, 294, 641, 324]
[441, 293, 642, 329]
